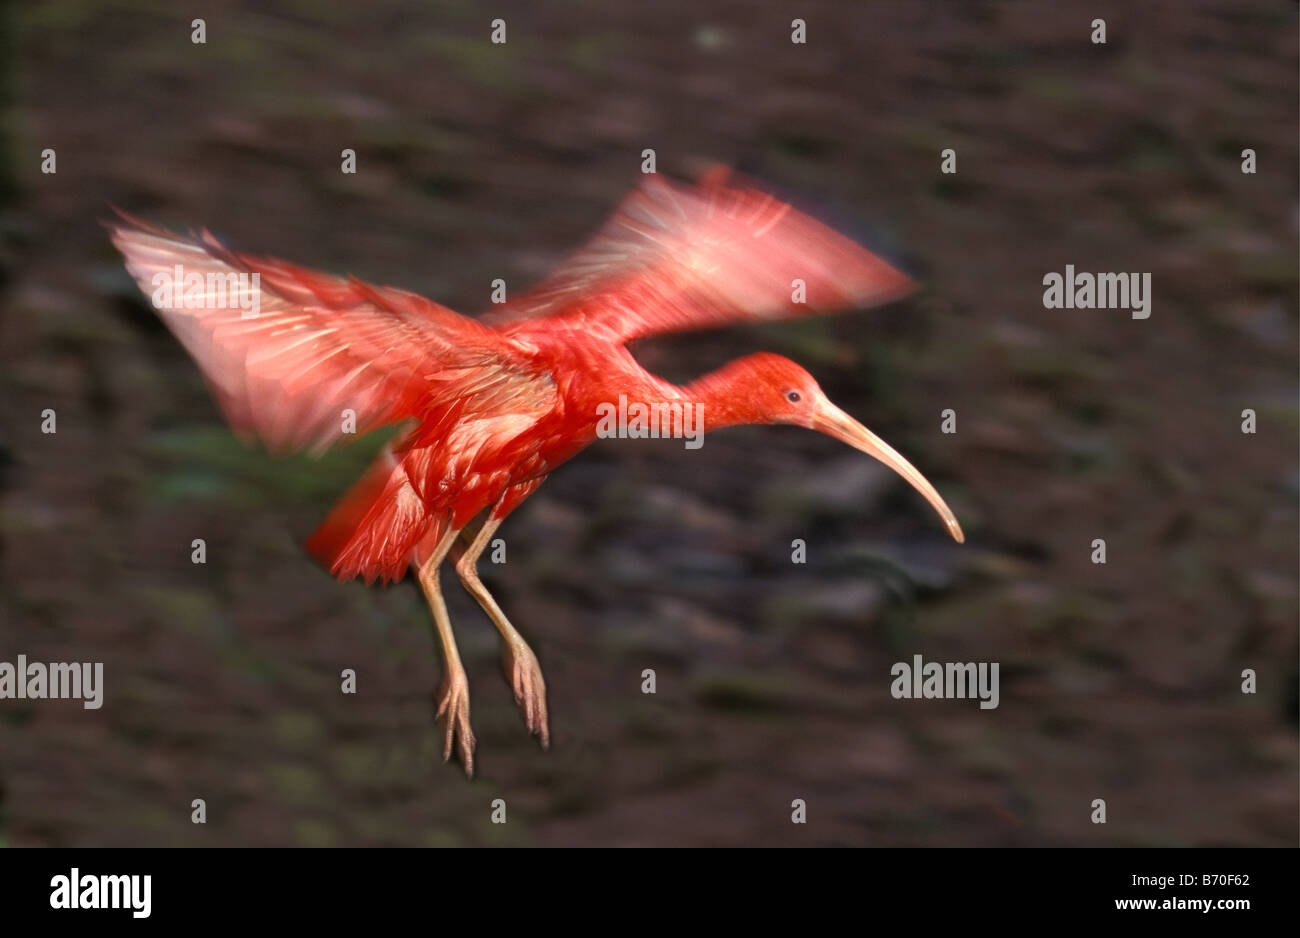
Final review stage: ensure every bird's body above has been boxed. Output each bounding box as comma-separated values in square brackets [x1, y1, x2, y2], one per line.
[111, 170, 964, 774]
[307, 319, 693, 583]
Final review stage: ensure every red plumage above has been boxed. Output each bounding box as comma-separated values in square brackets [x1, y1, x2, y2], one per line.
[110, 169, 962, 772]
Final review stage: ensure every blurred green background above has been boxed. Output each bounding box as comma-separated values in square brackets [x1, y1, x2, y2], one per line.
[0, 0, 1295, 846]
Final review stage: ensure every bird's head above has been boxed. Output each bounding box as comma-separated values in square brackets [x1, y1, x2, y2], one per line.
[716, 352, 964, 543]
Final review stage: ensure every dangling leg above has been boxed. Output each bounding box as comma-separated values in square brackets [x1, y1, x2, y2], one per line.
[452, 516, 550, 749]
[417, 527, 477, 776]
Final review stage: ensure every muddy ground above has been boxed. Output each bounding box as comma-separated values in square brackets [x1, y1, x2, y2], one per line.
[0, 0, 1296, 846]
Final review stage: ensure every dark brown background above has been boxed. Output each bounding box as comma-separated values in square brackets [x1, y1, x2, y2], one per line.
[0, 0, 1295, 846]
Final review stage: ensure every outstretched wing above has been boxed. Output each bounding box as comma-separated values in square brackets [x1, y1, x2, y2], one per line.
[109, 212, 546, 455]
[483, 169, 917, 344]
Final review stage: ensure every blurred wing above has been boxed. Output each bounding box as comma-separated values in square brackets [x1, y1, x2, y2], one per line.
[484, 170, 917, 343]
[109, 213, 546, 455]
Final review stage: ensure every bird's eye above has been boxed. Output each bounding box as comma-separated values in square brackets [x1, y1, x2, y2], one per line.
[786, 391, 802, 403]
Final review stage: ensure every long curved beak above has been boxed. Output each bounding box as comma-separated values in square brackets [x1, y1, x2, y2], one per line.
[812, 401, 965, 543]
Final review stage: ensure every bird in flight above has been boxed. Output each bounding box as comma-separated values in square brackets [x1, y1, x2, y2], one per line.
[109, 169, 964, 776]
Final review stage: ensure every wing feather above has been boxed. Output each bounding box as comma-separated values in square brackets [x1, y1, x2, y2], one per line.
[484, 170, 917, 343]
[109, 212, 547, 455]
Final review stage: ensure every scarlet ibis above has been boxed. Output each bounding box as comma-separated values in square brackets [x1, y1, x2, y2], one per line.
[110, 169, 964, 775]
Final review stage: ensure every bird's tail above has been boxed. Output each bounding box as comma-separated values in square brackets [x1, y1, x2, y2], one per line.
[305, 435, 442, 585]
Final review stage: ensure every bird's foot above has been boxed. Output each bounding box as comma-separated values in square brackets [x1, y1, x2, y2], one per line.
[435, 672, 476, 777]
[503, 641, 550, 750]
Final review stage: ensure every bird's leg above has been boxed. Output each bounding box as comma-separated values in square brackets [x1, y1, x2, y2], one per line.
[452, 518, 550, 749]
[417, 528, 477, 776]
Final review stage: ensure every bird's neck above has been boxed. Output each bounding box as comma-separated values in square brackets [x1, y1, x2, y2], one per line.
[677, 364, 767, 431]
[597, 355, 768, 438]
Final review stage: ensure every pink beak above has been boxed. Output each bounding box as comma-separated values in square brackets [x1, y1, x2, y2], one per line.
[812, 401, 965, 543]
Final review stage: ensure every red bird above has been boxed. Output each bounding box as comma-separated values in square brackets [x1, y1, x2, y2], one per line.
[110, 170, 964, 775]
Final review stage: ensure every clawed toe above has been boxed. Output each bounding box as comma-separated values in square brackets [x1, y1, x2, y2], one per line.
[505, 645, 550, 749]
[435, 678, 476, 776]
